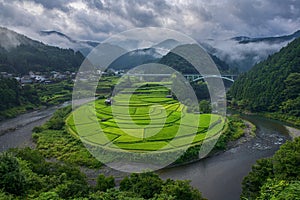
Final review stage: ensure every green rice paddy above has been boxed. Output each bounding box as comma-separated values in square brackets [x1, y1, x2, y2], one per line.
[67, 84, 225, 152]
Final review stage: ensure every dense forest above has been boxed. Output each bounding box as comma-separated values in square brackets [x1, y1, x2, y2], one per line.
[241, 137, 300, 200]
[0, 78, 39, 114]
[0, 149, 206, 200]
[0, 77, 73, 120]
[228, 37, 300, 123]
[0, 27, 84, 74]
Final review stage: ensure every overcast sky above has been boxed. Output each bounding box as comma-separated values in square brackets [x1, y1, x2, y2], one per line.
[0, 0, 299, 43]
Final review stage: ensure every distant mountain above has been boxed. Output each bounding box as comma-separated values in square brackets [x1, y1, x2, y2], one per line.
[159, 44, 231, 74]
[152, 39, 181, 55]
[38, 30, 235, 72]
[0, 27, 84, 74]
[232, 30, 300, 44]
[229, 37, 300, 118]
[39, 30, 99, 56]
[109, 48, 162, 70]
[205, 30, 300, 72]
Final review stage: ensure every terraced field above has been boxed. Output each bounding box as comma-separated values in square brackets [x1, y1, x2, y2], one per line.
[67, 84, 225, 152]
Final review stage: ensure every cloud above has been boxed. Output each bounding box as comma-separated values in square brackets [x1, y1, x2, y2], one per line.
[0, 0, 299, 46]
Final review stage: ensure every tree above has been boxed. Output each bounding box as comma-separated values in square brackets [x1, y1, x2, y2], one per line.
[257, 179, 300, 200]
[241, 158, 274, 199]
[273, 137, 300, 180]
[34, 192, 62, 200]
[242, 137, 300, 199]
[120, 172, 163, 199]
[0, 153, 26, 195]
[199, 100, 211, 113]
[96, 174, 115, 192]
[161, 179, 205, 200]
[284, 73, 300, 99]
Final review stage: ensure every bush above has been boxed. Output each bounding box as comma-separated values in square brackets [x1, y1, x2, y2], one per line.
[0, 153, 26, 195]
[96, 174, 115, 192]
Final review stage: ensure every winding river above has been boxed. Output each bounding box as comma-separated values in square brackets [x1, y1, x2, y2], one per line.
[159, 114, 290, 200]
[0, 107, 294, 200]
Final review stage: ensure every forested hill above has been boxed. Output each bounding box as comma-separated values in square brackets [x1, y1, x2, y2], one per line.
[0, 27, 85, 74]
[229, 37, 300, 119]
[159, 45, 232, 74]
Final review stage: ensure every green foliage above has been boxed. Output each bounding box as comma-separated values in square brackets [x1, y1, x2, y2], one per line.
[274, 181, 300, 200]
[199, 100, 212, 113]
[35, 80, 74, 106]
[1, 148, 205, 200]
[161, 179, 205, 200]
[257, 179, 300, 200]
[241, 137, 300, 199]
[120, 172, 164, 199]
[0, 152, 26, 195]
[0, 77, 41, 120]
[45, 106, 71, 130]
[120, 172, 206, 200]
[0, 78, 20, 111]
[214, 116, 246, 150]
[34, 107, 102, 168]
[34, 192, 62, 200]
[229, 37, 300, 122]
[4, 148, 90, 199]
[96, 174, 115, 192]
[34, 129, 102, 168]
[0, 78, 74, 121]
[272, 138, 300, 180]
[9, 147, 47, 175]
[88, 189, 144, 200]
[0, 190, 14, 200]
[53, 180, 90, 199]
[241, 158, 274, 199]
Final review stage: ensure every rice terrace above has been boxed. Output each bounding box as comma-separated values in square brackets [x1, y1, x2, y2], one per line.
[67, 79, 225, 154]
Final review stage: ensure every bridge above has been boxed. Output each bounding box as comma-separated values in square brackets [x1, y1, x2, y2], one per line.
[125, 73, 239, 82]
[183, 74, 238, 82]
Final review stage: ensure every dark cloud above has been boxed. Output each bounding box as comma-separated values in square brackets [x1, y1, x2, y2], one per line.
[83, 0, 104, 10]
[31, 0, 71, 11]
[0, 0, 299, 44]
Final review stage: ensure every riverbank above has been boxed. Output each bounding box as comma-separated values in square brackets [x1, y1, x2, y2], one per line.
[71, 117, 257, 186]
[229, 108, 300, 140]
[159, 113, 289, 200]
[0, 103, 70, 152]
[285, 126, 300, 139]
[164, 118, 256, 169]
[229, 107, 300, 128]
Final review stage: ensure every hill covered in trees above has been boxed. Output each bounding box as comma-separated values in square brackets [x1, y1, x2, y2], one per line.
[0, 27, 84, 74]
[241, 137, 300, 199]
[228, 37, 300, 124]
[159, 45, 232, 74]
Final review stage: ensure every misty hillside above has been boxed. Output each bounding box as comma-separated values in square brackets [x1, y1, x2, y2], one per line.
[0, 27, 85, 74]
[232, 30, 300, 44]
[206, 30, 300, 71]
[40, 29, 300, 72]
[159, 45, 231, 74]
[109, 48, 161, 70]
[229, 37, 300, 120]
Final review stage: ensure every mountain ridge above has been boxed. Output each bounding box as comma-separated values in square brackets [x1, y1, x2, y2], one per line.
[231, 30, 300, 44]
[229, 37, 300, 120]
[0, 27, 85, 74]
